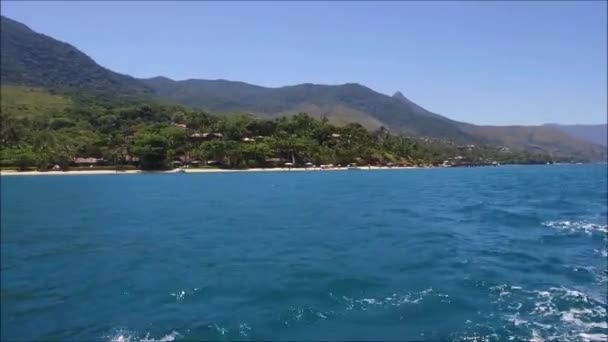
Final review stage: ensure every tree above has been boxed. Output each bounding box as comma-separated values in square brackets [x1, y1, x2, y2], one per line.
[215, 115, 253, 140]
[13, 147, 38, 171]
[133, 132, 169, 170]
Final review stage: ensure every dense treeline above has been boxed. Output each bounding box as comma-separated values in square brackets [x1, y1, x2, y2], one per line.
[0, 87, 556, 171]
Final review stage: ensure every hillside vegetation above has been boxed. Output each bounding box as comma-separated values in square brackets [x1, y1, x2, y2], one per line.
[1, 86, 561, 170]
[1, 85, 72, 118]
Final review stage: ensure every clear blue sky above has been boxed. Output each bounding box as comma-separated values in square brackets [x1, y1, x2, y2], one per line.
[2, 1, 607, 125]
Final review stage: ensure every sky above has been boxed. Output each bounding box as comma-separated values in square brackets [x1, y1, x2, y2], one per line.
[2, 1, 607, 125]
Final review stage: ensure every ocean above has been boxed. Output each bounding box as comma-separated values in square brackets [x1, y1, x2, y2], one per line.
[1, 165, 606, 341]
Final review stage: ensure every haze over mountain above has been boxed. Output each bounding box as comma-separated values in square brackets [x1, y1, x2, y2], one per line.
[545, 124, 607, 147]
[1, 15, 605, 160]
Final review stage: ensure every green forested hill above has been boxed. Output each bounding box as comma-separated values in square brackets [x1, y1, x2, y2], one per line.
[0, 16, 151, 95]
[2, 85, 567, 170]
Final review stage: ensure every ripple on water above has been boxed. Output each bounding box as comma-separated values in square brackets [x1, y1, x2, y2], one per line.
[328, 287, 445, 310]
[3, 165, 606, 341]
[564, 265, 608, 284]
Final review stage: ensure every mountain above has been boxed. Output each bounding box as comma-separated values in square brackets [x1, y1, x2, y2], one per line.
[459, 124, 606, 160]
[141, 77, 606, 159]
[1, 15, 605, 161]
[392, 91, 435, 117]
[141, 77, 479, 142]
[544, 124, 607, 147]
[0, 16, 150, 95]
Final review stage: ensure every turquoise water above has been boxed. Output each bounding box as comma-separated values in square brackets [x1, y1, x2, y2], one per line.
[1, 165, 606, 341]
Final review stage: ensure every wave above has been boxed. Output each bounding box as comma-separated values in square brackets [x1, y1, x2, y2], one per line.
[541, 220, 607, 235]
[491, 285, 607, 341]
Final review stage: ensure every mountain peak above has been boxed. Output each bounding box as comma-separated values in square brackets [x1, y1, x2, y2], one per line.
[392, 91, 417, 105]
[392, 91, 406, 100]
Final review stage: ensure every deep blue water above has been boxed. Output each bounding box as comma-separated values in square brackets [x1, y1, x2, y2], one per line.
[1, 165, 607, 341]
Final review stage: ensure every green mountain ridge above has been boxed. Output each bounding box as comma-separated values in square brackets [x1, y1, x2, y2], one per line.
[1, 15, 605, 161]
[140, 77, 478, 142]
[0, 16, 151, 95]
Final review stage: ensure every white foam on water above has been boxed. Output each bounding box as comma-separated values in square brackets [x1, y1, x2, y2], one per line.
[495, 285, 608, 341]
[331, 288, 439, 311]
[111, 335, 131, 342]
[555, 287, 591, 300]
[207, 323, 228, 336]
[536, 291, 551, 298]
[294, 308, 303, 320]
[170, 291, 186, 301]
[505, 314, 528, 326]
[170, 287, 201, 302]
[561, 308, 608, 329]
[508, 302, 523, 311]
[541, 220, 608, 235]
[490, 284, 523, 302]
[238, 323, 251, 337]
[107, 329, 182, 342]
[531, 322, 551, 330]
[361, 298, 380, 304]
[529, 330, 544, 342]
[107, 329, 134, 342]
[593, 248, 608, 257]
[141, 331, 181, 342]
[579, 333, 608, 342]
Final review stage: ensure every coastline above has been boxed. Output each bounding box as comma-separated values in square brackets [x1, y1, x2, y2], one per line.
[2, 163, 590, 176]
[0, 166, 422, 176]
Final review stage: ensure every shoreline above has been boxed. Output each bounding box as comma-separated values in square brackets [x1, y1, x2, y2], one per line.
[3, 162, 589, 176]
[0, 166, 423, 176]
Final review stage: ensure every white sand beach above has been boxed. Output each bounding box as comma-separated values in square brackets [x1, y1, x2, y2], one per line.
[0, 170, 144, 176]
[0, 166, 422, 176]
